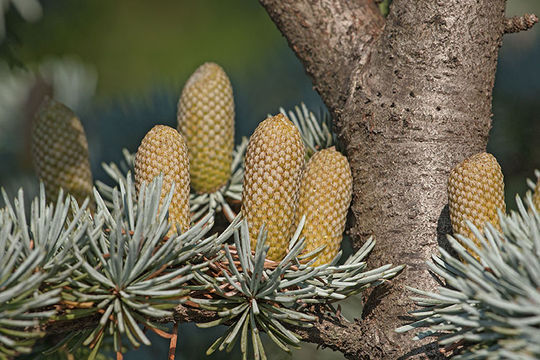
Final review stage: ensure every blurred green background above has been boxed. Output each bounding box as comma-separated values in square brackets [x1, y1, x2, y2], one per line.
[0, 0, 538, 359]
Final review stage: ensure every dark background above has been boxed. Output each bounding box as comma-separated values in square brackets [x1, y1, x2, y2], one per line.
[0, 1, 538, 359]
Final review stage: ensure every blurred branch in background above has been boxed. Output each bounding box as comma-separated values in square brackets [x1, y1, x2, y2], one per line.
[0, 0, 42, 40]
[0, 0, 42, 66]
[491, 0, 540, 204]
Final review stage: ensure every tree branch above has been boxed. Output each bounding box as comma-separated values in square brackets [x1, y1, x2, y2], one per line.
[44, 302, 385, 359]
[504, 13, 538, 34]
[261, 0, 516, 358]
[333, 0, 508, 356]
[258, 0, 385, 113]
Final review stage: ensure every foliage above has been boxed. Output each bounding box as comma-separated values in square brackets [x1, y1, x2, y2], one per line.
[96, 139, 248, 225]
[55, 175, 234, 358]
[0, 185, 79, 359]
[0, 0, 42, 65]
[193, 218, 402, 359]
[278, 103, 335, 157]
[377, 0, 393, 17]
[397, 186, 540, 359]
[0, 166, 402, 359]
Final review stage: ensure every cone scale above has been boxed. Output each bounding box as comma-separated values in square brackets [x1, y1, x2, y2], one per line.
[241, 114, 305, 261]
[177, 62, 234, 194]
[134, 125, 191, 234]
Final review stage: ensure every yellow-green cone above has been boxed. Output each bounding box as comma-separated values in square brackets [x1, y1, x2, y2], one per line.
[296, 147, 352, 266]
[177, 62, 234, 194]
[241, 114, 305, 261]
[134, 125, 191, 234]
[31, 98, 93, 207]
[448, 152, 506, 256]
[532, 175, 540, 211]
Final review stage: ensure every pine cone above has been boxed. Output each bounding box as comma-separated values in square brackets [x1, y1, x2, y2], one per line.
[31, 98, 93, 207]
[448, 152, 506, 256]
[296, 147, 352, 266]
[134, 125, 190, 234]
[532, 175, 540, 211]
[177, 62, 234, 194]
[241, 114, 305, 261]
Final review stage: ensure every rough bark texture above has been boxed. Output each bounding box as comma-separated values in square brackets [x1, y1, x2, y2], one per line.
[341, 1, 505, 358]
[259, 0, 384, 112]
[44, 304, 376, 358]
[258, 0, 529, 358]
[504, 13, 538, 33]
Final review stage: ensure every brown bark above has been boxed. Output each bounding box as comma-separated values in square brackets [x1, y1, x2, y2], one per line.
[44, 303, 380, 358]
[259, 0, 537, 358]
[504, 13, 538, 34]
[259, 0, 385, 112]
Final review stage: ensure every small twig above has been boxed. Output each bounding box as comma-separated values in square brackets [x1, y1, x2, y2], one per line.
[147, 326, 174, 339]
[168, 323, 179, 360]
[440, 339, 465, 355]
[504, 13, 538, 34]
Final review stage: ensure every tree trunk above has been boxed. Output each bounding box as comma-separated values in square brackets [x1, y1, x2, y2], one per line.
[259, 0, 534, 358]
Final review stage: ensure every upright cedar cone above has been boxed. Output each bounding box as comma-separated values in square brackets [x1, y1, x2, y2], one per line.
[177, 62, 234, 194]
[296, 147, 352, 266]
[448, 152, 506, 256]
[241, 114, 305, 261]
[134, 125, 190, 234]
[31, 98, 93, 207]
